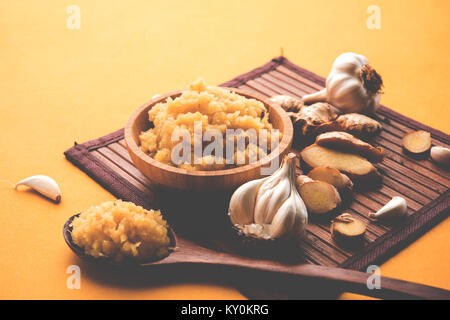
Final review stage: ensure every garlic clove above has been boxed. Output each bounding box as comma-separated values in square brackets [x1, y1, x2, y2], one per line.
[15, 175, 61, 203]
[292, 191, 308, 238]
[229, 177, 266, 225]
[270, 193, 296, 239]
[260, 177, 291, 224]
[369, 196, 406, 220]
[253, 164, 287, 224]
[430, 146, 450, 167]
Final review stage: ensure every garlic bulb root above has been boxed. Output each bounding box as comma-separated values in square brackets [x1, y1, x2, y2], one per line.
[15, 175, 61, 203]
[228, 153, 308, 240]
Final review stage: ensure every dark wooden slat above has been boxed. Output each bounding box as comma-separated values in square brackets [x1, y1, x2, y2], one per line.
[375, 185, 422, 211]
[245, 80, 278, 97]
[382, 148, 449, 187]
[109, 142, 133, 162]
[251, 77, 296, 98]
[375, 133, 450, 180]
[304, 231, 347, 264]
[377, 162, 439, 200]
[369, 136, 445, 193]
[91, 150, 155, 200]
[99, 146, 154, 189]
[352, 188, 418, 215]
[362, 183, 422, 211]
[267, 70, 317, 95]
[258, 74, 304, 99]
[275, 65, 324, 91]
[299, 238, 339, 266]
[106, 143, 152, 186]
[118, 139, 127, 149]
[381, 157, 447, 194]
[239, 84, 264, 97]
[379, 176, 430, 205]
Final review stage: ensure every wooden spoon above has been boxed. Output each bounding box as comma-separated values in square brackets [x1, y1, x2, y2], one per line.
[63, 214, 449, 300]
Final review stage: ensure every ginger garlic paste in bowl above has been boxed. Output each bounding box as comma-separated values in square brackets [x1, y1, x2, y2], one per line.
[125, 79, 293, 191]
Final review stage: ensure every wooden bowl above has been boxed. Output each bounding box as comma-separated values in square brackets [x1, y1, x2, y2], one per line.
[124, 88, 293, 191]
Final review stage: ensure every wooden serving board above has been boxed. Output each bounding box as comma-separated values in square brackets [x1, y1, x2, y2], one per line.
[64, 57, 449, 297]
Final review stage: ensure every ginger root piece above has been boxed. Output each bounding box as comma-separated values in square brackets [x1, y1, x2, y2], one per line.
[307, 167, 353, 194]
[336, 113, 382, 137]
[269, 95, 303, 113]
[300, 144, 381, 184]
[402, 130, 432, 154]
[290, 102, 338, 137]
[331, 213, 366, 245]
[296, 175, 341, 215]
[315, 131, 385, 163]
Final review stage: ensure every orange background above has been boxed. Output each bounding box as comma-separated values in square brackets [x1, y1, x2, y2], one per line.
[0, 0, 449, 299]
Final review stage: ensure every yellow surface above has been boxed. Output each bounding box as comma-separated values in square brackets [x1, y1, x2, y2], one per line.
[0, 0, 448, 299]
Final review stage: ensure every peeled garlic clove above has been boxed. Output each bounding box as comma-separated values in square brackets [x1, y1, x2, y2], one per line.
[430, 146, 450, 167]
[15, 175, 61, 203]
[369, 196, 406, 220]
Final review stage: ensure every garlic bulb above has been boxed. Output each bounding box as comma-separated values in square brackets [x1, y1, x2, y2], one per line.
[369, 196, 407, 220]
[228, 153, 308, 240]
[15, 175, 61, 203]
[303, 52, 383, 114]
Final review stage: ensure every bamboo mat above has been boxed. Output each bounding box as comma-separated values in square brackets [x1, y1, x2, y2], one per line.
[65, 57, 450, 275]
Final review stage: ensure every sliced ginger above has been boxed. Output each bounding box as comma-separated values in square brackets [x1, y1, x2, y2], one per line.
[308, 167, 353, 194]
[296, 175, 341, 215]
[300, 144, 381, 183]
[315, 131, 385, 163]
[402, 130, 432, 154]
[331, 213, 366, 244]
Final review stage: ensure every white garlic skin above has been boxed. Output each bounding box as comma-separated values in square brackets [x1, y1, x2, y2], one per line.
[15, 175, 61, 203]
[303, 52, 381, 114]
[254, 162, 291, 224]
[229, 177, 267, 225]
[369, 196, 406, 220]
[228, 153, 308, 240]
[430, 146, 450, 167]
